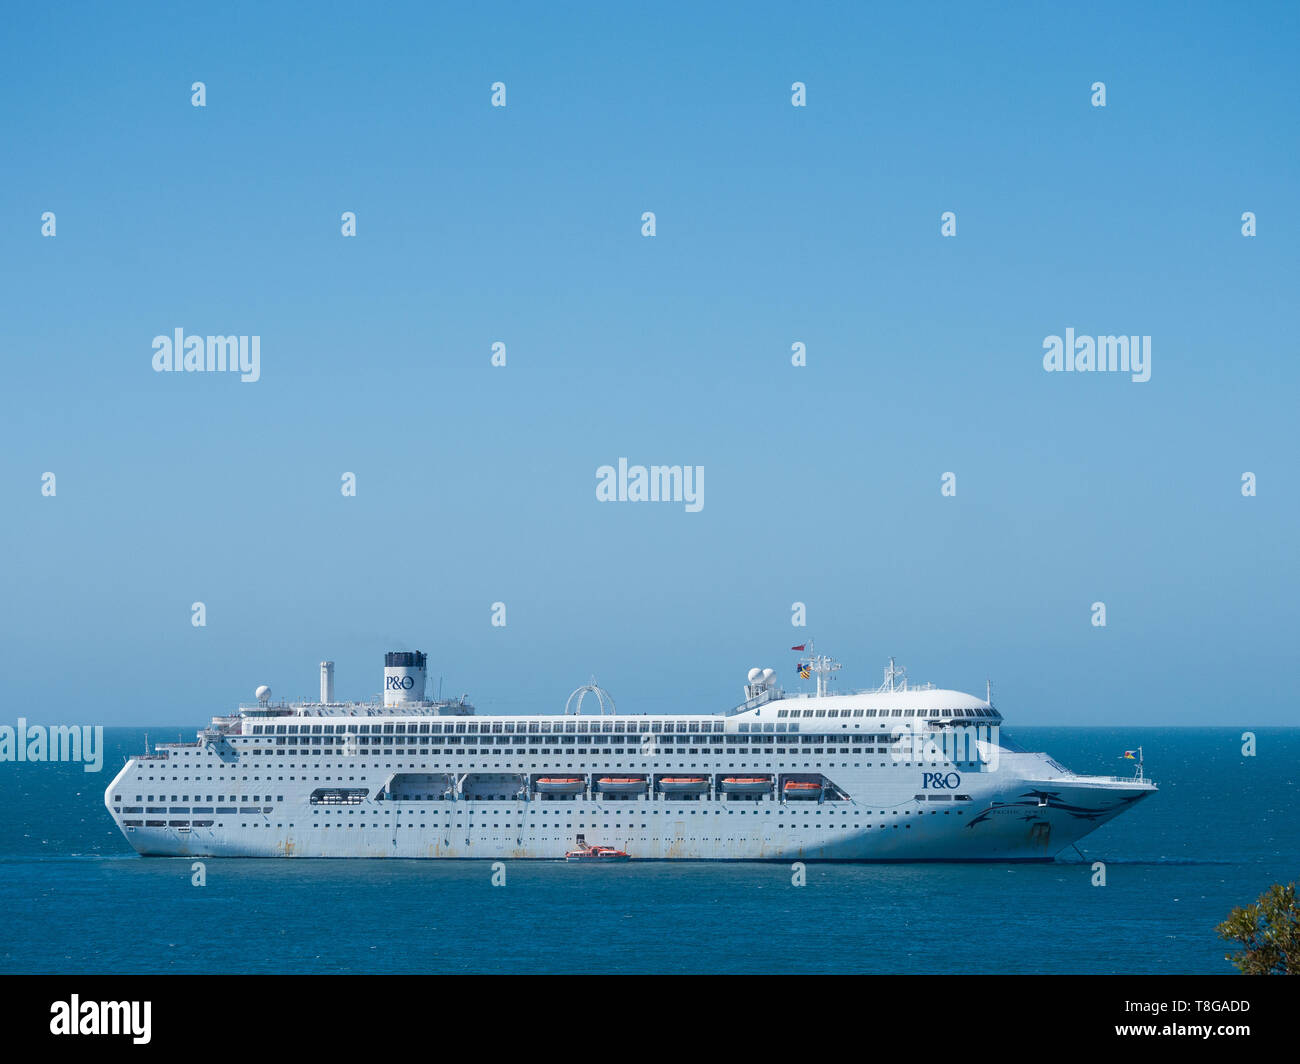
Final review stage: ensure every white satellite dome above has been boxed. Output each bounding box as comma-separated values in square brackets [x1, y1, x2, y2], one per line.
[255, 684, 272, 702]
[760, 668, 776, 685]
[747, 667, 762, 682]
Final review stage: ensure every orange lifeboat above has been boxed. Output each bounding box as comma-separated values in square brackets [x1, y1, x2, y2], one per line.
[535, 777, 585, 795]
[658, 777, 709, 794]
[595, 777, 648, 794]
[783, 781, 823, 800]
[720, 776, 771, 794]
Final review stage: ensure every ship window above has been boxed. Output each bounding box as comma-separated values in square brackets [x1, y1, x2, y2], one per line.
[738, 724, 748, 732]
[383, 725, 394, 733]
[802, 710, 813, 717]
[503, 723, 514, 733]
[528, 723, 539, 733]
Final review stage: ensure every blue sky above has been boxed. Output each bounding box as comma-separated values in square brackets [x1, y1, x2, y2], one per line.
[2, 2, 1297, 726]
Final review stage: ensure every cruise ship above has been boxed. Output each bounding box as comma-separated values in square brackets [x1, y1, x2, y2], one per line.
[104, 648, 1156, 861]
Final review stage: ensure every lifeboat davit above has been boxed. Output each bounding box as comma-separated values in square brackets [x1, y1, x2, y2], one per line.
[658, 777, 709, 794]
[783, 781, 823, 800]
[721, 776, 771, 794]
[535, 777, 585, 795]
[595, 777, 648, 794]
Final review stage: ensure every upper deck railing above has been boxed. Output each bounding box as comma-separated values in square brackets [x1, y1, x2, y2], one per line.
[236, 697, 474, 717]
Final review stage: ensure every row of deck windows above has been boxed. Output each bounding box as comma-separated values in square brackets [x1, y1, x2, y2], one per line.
[776, 707, 997, 719]
[246, 712, 997, 738]
[251, 721, 728, 735]
[255, 733, 898, 746]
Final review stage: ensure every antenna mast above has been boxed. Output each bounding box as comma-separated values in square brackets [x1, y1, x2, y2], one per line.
[803, 641, 842, 698]
[879, 657, 908, 692]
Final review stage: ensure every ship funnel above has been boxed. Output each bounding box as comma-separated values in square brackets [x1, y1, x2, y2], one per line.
[384, 651, 428, 705]
[320, 661, 335, 703]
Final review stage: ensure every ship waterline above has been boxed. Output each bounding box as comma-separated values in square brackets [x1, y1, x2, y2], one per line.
[104, 649, 1156, 861]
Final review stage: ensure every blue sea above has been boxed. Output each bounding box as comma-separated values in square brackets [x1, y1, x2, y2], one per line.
[1, 727, 1295, 974]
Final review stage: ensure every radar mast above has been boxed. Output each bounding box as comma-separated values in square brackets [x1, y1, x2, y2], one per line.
[799, 641, 842, 698]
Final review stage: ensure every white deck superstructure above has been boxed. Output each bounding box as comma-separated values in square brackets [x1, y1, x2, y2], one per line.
[105, 648, 1156, 861]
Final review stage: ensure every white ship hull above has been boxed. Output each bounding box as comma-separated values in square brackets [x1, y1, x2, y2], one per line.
[105, 743, 1153, 862]
[105, 650, 1156, 862]
[108, 794, 1150, 861]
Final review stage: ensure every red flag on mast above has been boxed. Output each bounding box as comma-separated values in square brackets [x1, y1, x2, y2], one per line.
[790, 644, 806, 651]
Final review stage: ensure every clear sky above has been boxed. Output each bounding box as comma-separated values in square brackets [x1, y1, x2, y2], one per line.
[2, 2, 1297, 726]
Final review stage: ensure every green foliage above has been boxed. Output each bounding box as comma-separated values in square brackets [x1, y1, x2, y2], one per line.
[1216, 882, 1298, 975]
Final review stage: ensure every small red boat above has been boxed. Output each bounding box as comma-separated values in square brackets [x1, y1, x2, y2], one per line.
[565, 842, 630, 862]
